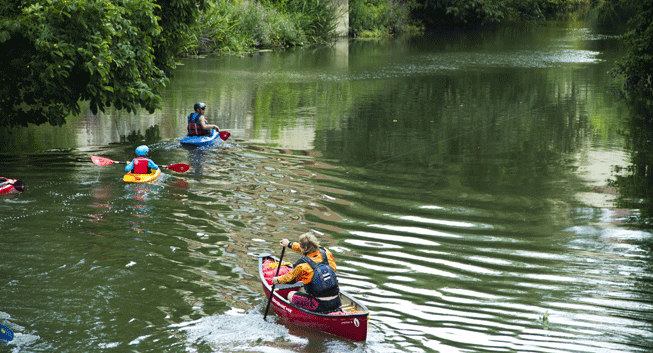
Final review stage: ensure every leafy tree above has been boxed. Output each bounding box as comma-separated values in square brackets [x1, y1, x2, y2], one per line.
[611, 0, 653, 98]
[349, 0, 419, 36]
[153, 0, 207, 73]
[0, 0, 205, 127]
[412, 0, 511, 30]
[411, 0, 583, 31]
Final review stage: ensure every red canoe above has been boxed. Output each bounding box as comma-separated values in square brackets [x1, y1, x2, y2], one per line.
[0, 178, 26, 195]
[258, 253, 370, 342]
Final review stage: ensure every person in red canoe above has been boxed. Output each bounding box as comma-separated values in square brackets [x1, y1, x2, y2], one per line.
[125, 145, 158, 174]
[0, 177, 26, 193]
[272, 232, 342, 313]
[187, 102, 221, 136]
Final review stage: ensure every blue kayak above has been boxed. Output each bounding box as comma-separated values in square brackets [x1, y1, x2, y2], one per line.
[180, 129, 220, 147]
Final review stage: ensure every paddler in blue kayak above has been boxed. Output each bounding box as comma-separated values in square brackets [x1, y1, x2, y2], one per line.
[272, 232, 342, 313]
[125, 145, 159, 174]
[187, 102, 221, 136]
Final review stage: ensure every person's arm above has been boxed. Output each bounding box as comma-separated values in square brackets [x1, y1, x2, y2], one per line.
[148, 159, 159, 170]
[199, 116, 220, 131]
[273, 265, 303, 285]
[125, 161, 134, 172]
[279, 238, 302, 254]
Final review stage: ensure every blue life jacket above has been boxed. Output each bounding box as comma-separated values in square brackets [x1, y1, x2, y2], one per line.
[301, 248, 338, 296]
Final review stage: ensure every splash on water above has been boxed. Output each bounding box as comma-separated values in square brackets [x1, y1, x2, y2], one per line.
[173, 310, 306, 352]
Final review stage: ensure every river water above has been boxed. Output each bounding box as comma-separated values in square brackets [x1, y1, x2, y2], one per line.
[2, 21, 652, 353]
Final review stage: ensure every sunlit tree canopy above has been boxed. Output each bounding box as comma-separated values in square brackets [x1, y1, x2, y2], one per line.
[0, 0, 205, 127]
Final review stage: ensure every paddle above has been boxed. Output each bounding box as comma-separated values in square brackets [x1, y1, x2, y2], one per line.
[219, 131, 231, 141]
[263, 246, 286, 321]
[0, 324, 13, 343]
[91, 156, 190, 173]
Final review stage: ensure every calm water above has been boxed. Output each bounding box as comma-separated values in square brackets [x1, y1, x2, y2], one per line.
[2, 21, 652, 353]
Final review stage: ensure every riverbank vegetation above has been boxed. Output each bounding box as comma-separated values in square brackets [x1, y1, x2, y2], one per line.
[608, 0, 653, 99]
[1, 0, 651, 127]
[188, 0, 651, 99]
[1, 0, 206, 127]
[187, 0, 337, 55]
[410, 0, 589, 31]
[349, 0, 421, 37]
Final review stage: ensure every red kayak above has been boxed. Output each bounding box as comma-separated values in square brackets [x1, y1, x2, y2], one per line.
[258, 253, 369, 341]
[0, 177, 26, 194]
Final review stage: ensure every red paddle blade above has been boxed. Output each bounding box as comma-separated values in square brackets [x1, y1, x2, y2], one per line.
[219, 131, 231, 141]
[165, 163, 190, 173]
[91, 156, 116, 166]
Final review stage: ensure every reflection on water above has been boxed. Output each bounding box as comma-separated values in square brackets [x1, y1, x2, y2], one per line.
[1, 21, 652, 353]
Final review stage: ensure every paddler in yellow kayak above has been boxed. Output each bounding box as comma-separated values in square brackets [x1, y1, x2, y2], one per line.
[125, 145, 159, 174]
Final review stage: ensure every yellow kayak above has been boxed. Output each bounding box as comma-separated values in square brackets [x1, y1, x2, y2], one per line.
[123, 168, 161, 183]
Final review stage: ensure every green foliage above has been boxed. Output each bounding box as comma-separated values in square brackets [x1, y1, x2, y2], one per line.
[282, 0, 338, 43]
[411, 0, 587, 30]
[350, 0, 420, 37]
[188, 2, 243, 55]
[190, 0, 337, 55]
[412, 0, 509, 29]
[0, 0, 205, 127]
[587, 0, 638, 26]
[231, 1, 306, 48]
[350, 0, 392, 35]
[611, 0, 653, 98]
[152, 0, 207, 72]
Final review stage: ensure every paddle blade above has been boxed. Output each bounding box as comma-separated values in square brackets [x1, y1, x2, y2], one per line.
[0, 324, 14, 343]
[219, 131, 231, 141]
[165, 163, 190, 173]
[91, 156, 116, 166]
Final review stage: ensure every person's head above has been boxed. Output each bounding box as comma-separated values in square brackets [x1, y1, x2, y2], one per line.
[13, 180, 26, 193]
[135, 145, 149, 157]
[194, 102, 207, 113]
[298, 232, 319, 255]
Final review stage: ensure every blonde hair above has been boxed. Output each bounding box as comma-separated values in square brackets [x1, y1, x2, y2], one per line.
[298, 232, 319, 255]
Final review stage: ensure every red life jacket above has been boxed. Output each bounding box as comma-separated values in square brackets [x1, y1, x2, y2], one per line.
[187, 113, 208, 136]
[133, 157, 150, 174]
